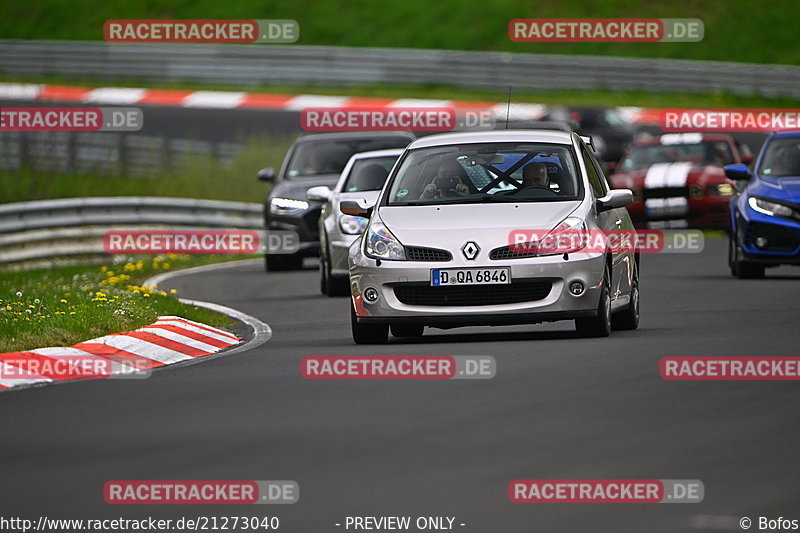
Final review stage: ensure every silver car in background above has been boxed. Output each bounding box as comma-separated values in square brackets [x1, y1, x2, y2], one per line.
[307, 149, 404, 296]
[342, 130, 637, 344]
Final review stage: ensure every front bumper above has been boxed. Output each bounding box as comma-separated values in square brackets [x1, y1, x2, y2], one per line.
[736, 209, 800, 264]
[349, 250, 606, 326]
[267, 205, 323, 257]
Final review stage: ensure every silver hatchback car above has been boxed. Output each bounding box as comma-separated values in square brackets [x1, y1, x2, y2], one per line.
[342, 130, 638, 344]
[307, 149, 404, 296]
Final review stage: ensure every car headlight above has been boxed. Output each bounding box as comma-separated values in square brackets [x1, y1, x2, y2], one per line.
[364, 218, 406, 260]
[748, 196, 794, 218]
[339, 214, 369, 235]
[270, 197, 309, 215]
[708, 183, 734, 196]
[536, 216, 588, 256]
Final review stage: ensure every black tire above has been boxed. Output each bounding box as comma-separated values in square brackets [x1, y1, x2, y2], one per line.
[612, 259, 639, 331]
[391, 324, 424, 338]
[321, 244, 350, 297]
[575, 263, 612, 338]
[319, 251, 329, 295]
[328, 275, 351, 297]
[351, 304, 388, 344]
[265, 253, 303, 272]
[729, 234, 765, 279]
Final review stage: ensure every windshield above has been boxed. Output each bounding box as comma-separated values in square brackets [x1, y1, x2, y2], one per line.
[286, 137, 410, 178]
[385, 142, 582, 206]
[618, 140, 735, 171]
[342, 156, 400, 192]
[759, 137, 800, 177]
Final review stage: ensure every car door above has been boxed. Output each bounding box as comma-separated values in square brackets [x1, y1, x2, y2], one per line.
[580, 143, 632, 301]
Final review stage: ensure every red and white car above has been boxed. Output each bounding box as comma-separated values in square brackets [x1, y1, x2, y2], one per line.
[610, 133, 752, 229]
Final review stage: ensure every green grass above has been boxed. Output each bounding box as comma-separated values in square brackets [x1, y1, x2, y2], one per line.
[1, 0, 798, 65]
[0, 255, 241, 352]
[0, 135, 291, 204]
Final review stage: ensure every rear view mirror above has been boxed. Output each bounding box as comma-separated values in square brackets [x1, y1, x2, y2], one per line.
[724, 163, 751, 181]
[257, 167, 276, 182]
[306, 186, 332, 202]
[597, 189, 633, 212]
[340, 199, 373, 218]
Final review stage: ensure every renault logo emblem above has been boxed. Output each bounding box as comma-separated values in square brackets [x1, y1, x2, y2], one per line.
[462, 241, 480, 260]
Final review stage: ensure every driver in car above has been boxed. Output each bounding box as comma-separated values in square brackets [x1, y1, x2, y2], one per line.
[521, 162, 550, 188]
[420, 161, 470, 199]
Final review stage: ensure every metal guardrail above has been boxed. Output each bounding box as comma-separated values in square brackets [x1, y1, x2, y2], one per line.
[0, 131, 241, 177]
[0, 197, 263, 268]
[1, 40, 799, 97]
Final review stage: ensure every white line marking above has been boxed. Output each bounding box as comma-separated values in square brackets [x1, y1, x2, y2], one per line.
[84, 87, 147, 104]
[0, 83, 43, 100]
[183, 91, 247, 108]
[80, 335, 194, 364]
[137, 327, 220, 353]
[154, 320, 240, 343]
[285, 94, 350, 110]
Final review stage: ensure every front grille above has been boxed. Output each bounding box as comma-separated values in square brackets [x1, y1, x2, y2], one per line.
[643, 187, 689, 199]
[489, 245, 538, 260]
[394, 280, 552, 306]
[405, 246, 453, 262]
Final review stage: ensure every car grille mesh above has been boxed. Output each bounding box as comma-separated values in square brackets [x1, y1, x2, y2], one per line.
[394, 280, 552, 306]
[405, 246, 453, 262]
[489, 245, 538, 260]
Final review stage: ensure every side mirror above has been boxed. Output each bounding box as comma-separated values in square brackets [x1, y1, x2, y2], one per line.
[597, 189, 633, 212]
[340, 199, 373, 218]
[724, 163, 751, 181]
[257, 167, 276, 182]
[306, 186, 332, 202]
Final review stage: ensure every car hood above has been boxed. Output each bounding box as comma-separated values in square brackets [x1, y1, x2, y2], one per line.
[611, 163, 729, 189]
[269, 175, 340, 201]
[750, 175, 800, 204]
[377, 201, 581, 250]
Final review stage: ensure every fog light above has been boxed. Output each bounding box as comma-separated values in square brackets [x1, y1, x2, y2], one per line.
[569, 281, 585, 296]
[363, 287, 379, 302]
[755, 237, 768, 249]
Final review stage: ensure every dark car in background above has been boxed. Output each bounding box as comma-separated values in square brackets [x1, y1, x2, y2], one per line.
[610, 133, 751, 229]
[727, 131, 800, 278]
[544, 106, 636, 167]
[258, 131, 415, 270]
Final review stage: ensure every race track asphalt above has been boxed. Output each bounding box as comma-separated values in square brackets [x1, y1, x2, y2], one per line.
[0, 237, 798, 532]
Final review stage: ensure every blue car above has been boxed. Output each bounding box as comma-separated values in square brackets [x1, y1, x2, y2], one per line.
[725, 132, 800, 278]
